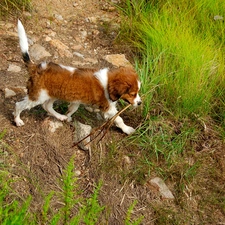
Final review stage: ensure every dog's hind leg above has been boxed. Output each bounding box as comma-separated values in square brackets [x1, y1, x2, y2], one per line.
[14, 96, 42, 126]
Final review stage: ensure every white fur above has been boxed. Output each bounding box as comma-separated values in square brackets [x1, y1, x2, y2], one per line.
[41, 62, 47, 70]
[94, 68, 109, 90]
[60, 64, 76, 73]
[17, 20, 29, 54]
[14, 90, 50, 126]
[94, 68, 110, 102]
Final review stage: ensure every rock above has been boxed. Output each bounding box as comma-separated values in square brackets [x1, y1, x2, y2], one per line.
[42, 119, 63, 133]
[45, 36, 52, 42]
[149, 177, 174, 200]
[80, 30, 87, 39]
[50, 39, 73, 58]
[104, 54, 133, 68]
[73, 120, 92, 151]
[7, 64, 21, 72]
[73, 52, 84, 58]
[71, 44, 83, 51]
[55, 14, 63, 21]
[214, 15, 223, 21]
[4, 88, 16, 98]
[30, 44, 51, 60]
[74, 170, 81, 176]
[4, 86, 27, 96]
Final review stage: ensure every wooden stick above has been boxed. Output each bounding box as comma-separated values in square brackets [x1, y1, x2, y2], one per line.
[72, 104, 132, 148]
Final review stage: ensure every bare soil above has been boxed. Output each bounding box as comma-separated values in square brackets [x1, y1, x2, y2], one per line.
[1, 0, 225, 224]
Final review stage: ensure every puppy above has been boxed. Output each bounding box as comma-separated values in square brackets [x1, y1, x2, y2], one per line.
[14, 20, 141, 135]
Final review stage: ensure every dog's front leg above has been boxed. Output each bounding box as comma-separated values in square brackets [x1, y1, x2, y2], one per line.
[114, 116, 135, 135]
[104, 102, 135, 135]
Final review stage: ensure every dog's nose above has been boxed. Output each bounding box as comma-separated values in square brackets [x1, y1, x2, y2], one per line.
[137, 101, 142, 106]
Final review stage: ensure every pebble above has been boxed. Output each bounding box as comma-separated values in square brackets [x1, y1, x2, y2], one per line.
[74, 170, 81, 176]
[55, 14, 63, 21]
[7, 64, 21, 72]
[149, 177, 175, 200]
[4, 88, 16, 98]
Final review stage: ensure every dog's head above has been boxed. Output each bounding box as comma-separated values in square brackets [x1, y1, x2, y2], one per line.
[108, 67, 141, 106]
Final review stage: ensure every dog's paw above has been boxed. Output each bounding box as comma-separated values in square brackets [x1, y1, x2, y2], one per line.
[57, 115, 68, 121]
[122, 126, 135, 135]
[66, 116, 72, 122]
[15, 118, 24, 126]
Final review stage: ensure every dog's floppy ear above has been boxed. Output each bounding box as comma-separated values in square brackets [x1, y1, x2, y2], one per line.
[108, 81, 130, 101]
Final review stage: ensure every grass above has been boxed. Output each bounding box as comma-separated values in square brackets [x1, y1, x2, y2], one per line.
[116, 0, 225, 223]
[118, 0, 225, 118]
[0, 0, 32, 17]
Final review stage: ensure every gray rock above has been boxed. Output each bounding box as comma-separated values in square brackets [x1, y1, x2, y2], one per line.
[73, 120, 92, 151]
[30, 44, 51, 60]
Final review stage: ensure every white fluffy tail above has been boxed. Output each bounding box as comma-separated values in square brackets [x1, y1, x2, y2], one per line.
[17, 19, 29, 53]
[17, 19, 30, 63]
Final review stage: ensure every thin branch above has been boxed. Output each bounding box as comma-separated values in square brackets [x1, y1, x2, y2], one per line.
[72, 104, 132, 148]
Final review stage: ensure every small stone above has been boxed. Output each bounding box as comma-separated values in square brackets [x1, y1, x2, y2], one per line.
[123, 155, 131, 165]
[214, 15, 223, 21]
[80, 30, 87, 39]
[48, 120, 63, 133]
[71, 44, 83, 50]
[104, 54, 133, 68]
[46, 21, 51, 28]
[73, 52, 84, 58]
[7, 64, 21, 72]
[149, 177, 174, 200]
[45, 36, 52, 42]
[4, 88, 16, 98]
[74, 170, 81, 176]
[55, 14, 63, 21]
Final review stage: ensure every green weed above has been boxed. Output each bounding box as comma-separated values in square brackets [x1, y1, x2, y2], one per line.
[0, 153, 104, 225]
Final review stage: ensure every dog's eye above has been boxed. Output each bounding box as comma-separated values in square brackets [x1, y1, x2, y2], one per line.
[130, 93, 137, 97]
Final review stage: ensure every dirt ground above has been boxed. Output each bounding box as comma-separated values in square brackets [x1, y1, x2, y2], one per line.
[1, 0, 225, 224]
[0, 0, 150, 224]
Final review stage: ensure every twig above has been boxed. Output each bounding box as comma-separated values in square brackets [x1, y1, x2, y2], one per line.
[72, 104, 132, 148]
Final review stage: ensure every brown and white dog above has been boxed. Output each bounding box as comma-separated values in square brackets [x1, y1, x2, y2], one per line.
[14, 20, 141, 134]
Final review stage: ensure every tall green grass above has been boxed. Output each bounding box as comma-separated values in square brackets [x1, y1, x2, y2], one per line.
[118, 0, 225, 118]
